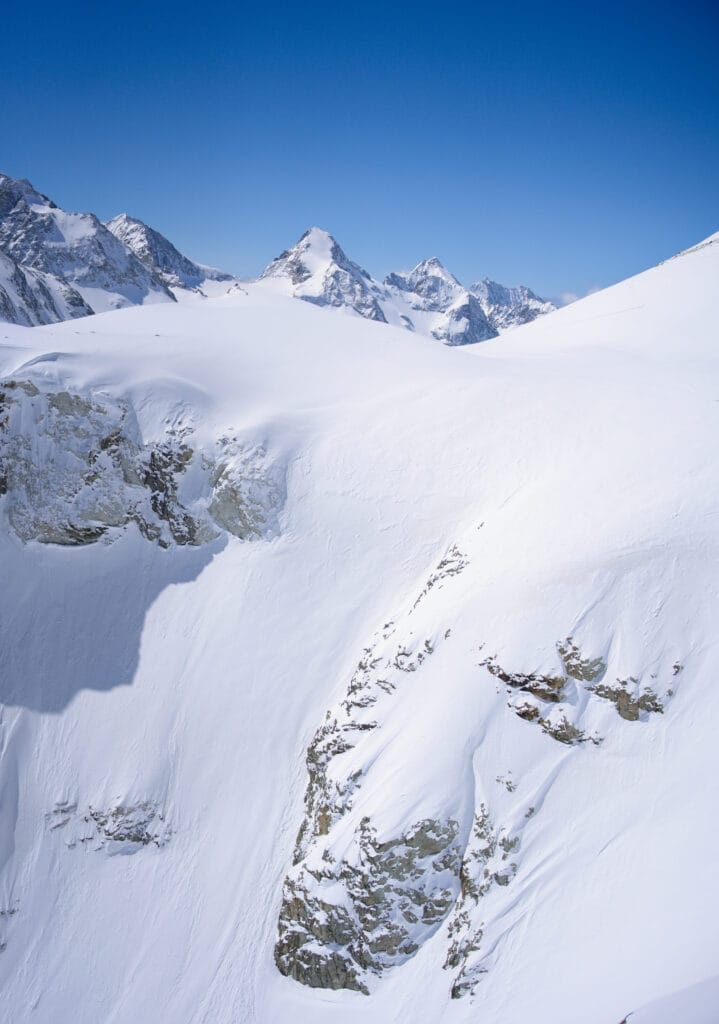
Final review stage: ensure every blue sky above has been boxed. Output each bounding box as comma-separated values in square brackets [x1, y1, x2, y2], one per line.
[2, 1, 717, 298]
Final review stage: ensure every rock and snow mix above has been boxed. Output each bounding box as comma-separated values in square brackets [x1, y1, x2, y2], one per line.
[258, 227, 555, 344]
[0, 378, 285, 547]
[0, 174, 235, 325]
[105, 213, 232, 292]
[0, 230, 717, 1024]
[0, 174, 554, 344]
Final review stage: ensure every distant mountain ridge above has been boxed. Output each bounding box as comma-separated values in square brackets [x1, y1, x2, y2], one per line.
[0, 175, 556, 340]
[105, 213, 232, 291]
[0, 174, 233, 326]
[259, 227, 556, 345]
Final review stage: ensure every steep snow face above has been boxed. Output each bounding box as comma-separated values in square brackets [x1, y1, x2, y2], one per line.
[470, 277, 556, 329]
[0, 174, 174, 319]
[259, 227, 388, 322]
[0, 232, 717, 1024]
[105, 213, 232, 291]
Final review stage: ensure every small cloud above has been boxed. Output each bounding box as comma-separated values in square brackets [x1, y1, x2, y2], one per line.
[553, 285, 603, 307]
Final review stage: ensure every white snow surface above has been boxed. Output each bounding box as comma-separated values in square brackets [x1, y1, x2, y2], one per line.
[0, 232, 717, 1023]
[626, 976, 719, 1024]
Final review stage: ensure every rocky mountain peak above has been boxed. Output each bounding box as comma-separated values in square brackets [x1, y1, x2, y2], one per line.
[105, 212, 231, 290]
[469, 277, 556, 329]
[0, 173, 175, 319]
[260, 228, 387, 322]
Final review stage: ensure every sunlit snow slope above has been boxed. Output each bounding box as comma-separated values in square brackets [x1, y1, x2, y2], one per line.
[0, 233, 717, 1024]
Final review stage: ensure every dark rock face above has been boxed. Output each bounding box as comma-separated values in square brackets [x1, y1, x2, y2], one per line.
[0, 173, 174, 325]
[482, 636, 670, 743]
[432, 293, 497, 346]
[0, 250, 92, 326]
[106, 213, 232, 290]
[275, 816, 462, 993]
[274, 544, 473, 994]
[0, 377, 286, 548]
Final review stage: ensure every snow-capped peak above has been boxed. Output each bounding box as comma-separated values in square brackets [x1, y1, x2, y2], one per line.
[261, 227, 369, 284]
[259, 227, 387, 322]
[0, 173, 175, 321]
[385, 257, 463, 310]
[0, 174, 56, 215]
[469, 277, 556, 328]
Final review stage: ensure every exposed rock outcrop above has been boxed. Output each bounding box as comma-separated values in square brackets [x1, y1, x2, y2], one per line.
[0, 376, 286, 548]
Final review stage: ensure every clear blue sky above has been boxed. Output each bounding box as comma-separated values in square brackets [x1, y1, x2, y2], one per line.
[2, 0, 717, 298]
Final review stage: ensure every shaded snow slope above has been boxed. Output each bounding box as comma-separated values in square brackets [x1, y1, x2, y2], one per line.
[623, 975, 719, 1023]
[0, 232, 717, 1024]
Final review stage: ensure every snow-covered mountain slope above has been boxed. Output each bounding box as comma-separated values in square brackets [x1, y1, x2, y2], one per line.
[0, 231, 717, 1024]
[106, 213, 232, 291]
[259, 227, 554, 344]
[0, 174, 175, 322]
[625, 976, 719, 1024]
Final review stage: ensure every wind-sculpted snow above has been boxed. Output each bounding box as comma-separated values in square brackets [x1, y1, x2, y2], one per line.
[622, 975, 719, 1024]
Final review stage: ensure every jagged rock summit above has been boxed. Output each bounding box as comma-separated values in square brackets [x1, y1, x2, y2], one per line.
[0, 174, 174, 318]
[0, 172, 555, 343]
[386, 256, 465, 309]
[384, 256, 497, 344]
[259, 227, 555, 345]
[105, 213, 232, 291]
[260, 226, 388, 322]
[470, 277, 555, 330]
[0, 173, 235, 326]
